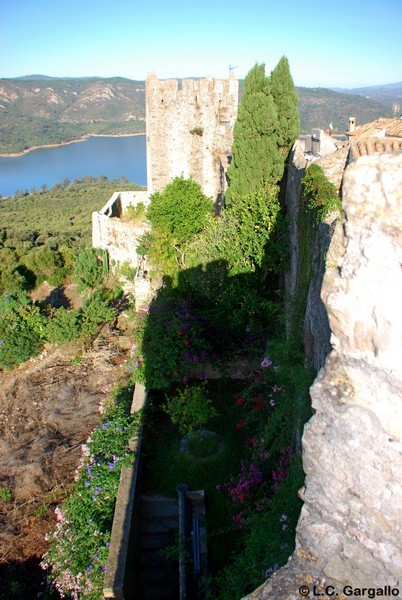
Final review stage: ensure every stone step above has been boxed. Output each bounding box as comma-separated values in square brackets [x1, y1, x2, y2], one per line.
[141, 582, 177, 600]
[138, 495, 180, 600]
[140, 532, 172, 550]
[141, 516, 178, 533]
[141, 565, 176, 585]
[141, 496, 179, 520]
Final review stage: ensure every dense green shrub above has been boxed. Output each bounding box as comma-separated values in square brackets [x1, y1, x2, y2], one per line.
[146, 176, 213, 275]
[46, 307, 81, 344]
[0, 291, 46, 370]
[47, 266, 70, 287]
[21, 244, 63, 280]
[302, 163, 342, 223]
[80, 293, 116, 337]
[163, 383, 218, 435]
[73, 248, 108, 292]
[1, 265, 33, 293]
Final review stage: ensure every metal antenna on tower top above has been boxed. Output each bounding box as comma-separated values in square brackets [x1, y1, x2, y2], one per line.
[229, 65, 238, 75]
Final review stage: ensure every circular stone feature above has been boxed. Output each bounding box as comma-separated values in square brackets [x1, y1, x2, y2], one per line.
[180, 430, 224, 459]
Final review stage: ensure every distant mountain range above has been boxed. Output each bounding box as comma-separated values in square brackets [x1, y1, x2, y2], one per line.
[0, 76, 399, 154]
[331, 82, 402, 105]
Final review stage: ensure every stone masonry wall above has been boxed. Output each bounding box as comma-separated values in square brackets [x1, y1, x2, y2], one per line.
[145, 72, 238, 203]
[284, 141, 347, 371]
[92, 190, 150, 267]
[245, 153, 402, 598]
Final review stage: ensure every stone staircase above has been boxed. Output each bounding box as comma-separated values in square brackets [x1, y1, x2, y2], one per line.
[138, 495, 180, 600]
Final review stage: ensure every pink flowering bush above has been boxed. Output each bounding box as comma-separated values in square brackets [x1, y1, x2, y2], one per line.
[216, 358, 293, 528]
[41, 385, 142, 599]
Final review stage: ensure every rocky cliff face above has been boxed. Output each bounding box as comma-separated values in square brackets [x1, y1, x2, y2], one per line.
[245, 152, 402, 598]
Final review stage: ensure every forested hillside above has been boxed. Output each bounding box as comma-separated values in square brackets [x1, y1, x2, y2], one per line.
[0, 76, 394, 153]
[0, 77, 145, 154]
[0, 176, 145, 295]
[296, 86, 392, 133]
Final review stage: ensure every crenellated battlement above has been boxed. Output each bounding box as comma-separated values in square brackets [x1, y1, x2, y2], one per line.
[145, 72, 238, 206]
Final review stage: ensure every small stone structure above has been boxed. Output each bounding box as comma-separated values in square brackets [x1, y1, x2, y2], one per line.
[244, 153, 402, 598]
[145, 72, 238, 206]
[92, 190, 150, 267]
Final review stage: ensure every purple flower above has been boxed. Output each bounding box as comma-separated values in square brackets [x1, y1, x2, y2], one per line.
[261, 357, 272, 368]
[108, 461, 115, 469]
[182, 375, 189, 384]
[85, 481, 90, 488]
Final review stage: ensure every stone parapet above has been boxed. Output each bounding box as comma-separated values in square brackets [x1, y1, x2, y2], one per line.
[244, 153, 402, 597]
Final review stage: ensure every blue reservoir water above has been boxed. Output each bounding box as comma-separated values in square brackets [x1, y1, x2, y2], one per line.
[0, 135, 147, 197]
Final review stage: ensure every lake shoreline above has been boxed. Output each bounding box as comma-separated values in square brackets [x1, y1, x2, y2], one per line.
[0, 132, 146, 158]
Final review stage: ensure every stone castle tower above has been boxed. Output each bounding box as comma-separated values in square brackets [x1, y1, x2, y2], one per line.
[145, 72, 238, 205]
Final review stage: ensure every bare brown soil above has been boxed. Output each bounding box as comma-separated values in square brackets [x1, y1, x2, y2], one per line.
[0, 326, 132, 599]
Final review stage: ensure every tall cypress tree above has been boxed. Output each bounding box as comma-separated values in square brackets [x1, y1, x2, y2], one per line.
[225, 63, 282, 207]
[269, 56, 300, 154]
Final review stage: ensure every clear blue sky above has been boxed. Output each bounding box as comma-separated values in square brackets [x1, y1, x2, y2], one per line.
[3, 0, 402, 88]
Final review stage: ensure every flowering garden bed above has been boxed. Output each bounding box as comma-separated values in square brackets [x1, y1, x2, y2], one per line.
[42, 385, 142, 600]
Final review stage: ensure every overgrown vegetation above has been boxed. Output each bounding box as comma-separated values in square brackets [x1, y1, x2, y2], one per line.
[302, 163, 342, 223]
[0, 178, 142, 370]
[0, 291, 46, 370]
[226, 59, 299, 205]
[146, 175, 214, 277]
[0, 284, 118, 370]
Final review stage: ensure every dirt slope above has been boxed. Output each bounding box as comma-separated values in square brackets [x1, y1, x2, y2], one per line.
[0, 331, 130, 599]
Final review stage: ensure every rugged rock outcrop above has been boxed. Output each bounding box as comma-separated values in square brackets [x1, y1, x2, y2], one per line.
[244, 153, 402, 598]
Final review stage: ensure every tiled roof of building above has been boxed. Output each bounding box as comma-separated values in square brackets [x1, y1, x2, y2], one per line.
[350, 137, 402, 159]
[348, 118, 402, 138]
